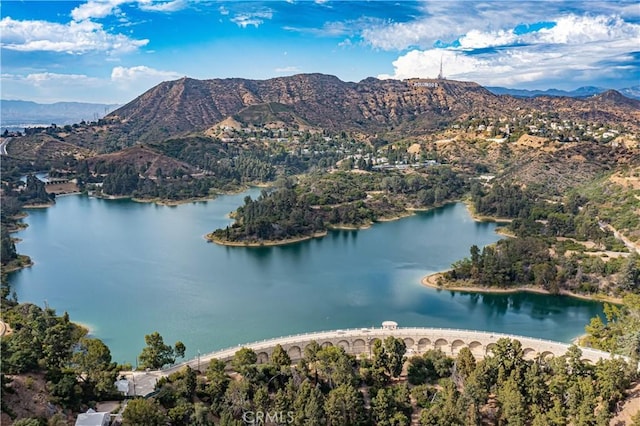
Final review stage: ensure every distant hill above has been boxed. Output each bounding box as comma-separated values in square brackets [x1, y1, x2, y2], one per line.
[9, 74, 640, 153]
[104, 75, 520, 144]
[0, 100, 120, 129]
[100, 74, 638, 145]
[487, 85, 640, 100]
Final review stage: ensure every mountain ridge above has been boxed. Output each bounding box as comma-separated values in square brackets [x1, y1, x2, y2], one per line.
[487, 85, 640, 100]
[104, 74, 639, 146]
[7, 74, 639, 154]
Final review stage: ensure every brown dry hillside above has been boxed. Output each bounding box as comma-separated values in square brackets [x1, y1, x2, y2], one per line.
[86, 146, 197, 178]
[500, 143, 640, 194]
[84, 74, 636, 149]
[8, 74, 639, 161]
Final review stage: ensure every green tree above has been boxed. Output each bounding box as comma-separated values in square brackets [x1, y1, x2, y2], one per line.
[138, 332, 176, 369]
[190, 402, 213, 426]
[175, 341, 186, 359]
[72, 337, 117, 398]
[123, 398, 167, 426]
[168, 401, 194, 426]
[384, 336, 407, 378]
[455, 347, 476, 380]
[595, 358, 631, 410]
[231, 347, 257, 378]
[223, 379, 251, 418]
[419, 379, 463, 426]
[271, 344, 291, 368]
[324, 383, 366, 426]
[206, 358, 229, 408]
[0, 228, 17, 264]
[496, 375, 528, 426]
[316, 346, 356, 388]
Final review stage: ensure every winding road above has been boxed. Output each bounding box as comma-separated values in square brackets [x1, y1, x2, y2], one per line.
[0, 138, 11, 156]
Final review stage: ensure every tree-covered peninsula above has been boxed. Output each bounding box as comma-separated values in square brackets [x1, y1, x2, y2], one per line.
[207, 167, 467, 245]
[427, 174, 640, 301]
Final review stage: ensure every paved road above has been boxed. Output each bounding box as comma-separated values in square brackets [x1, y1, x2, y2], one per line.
[599, 220, 640, 254]
[0, 138, 10, 155]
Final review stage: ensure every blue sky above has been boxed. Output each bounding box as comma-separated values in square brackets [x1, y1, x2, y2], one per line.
[1, 0, 639, 103]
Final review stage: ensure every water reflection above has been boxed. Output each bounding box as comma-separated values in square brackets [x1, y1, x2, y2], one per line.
[10, 194, 603, 363]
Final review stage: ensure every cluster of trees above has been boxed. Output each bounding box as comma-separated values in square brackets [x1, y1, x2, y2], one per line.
[1, 303, 121, 414]
[120, 337, 636, 425]
[152, 138, 276, 182]
[91, 162, 224, 200]
[211, 186, 325, 243]
[134, 175, 221, 201]
[0, 284, 189, 423]
[584, 293, 640, 357]
[15, 174, 55, 206]
[445, 238, 558, 291]
[415, 339, 633, 425]
[453, 182, 637, 296]
[101, 164, 140, 195]
[122, 336, 408, 425]
[1, 174, 56, 273]
[471, 183, 540, 219]
[381, 167, 467, 207]
[446, 240, 639, 296]
[1, 227, 19, 270]
[212, 167, 468, 244]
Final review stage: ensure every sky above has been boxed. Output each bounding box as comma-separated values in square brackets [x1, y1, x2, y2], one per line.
[1, 0, 639, 104]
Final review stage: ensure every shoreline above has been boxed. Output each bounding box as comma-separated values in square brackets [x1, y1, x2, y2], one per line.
[2, 255, 34, 274]
[205, 231, 328, 247]
[132, 195, 217, 206]
[462, 199, 513, 224]
[328, 223, 373, 230]
[420, 272, 623, 304]
[205, 200, 510, 248]
[23, 202, 54, 209]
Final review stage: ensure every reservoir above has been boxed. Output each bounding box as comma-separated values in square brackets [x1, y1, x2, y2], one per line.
[9, 189, 604, 364]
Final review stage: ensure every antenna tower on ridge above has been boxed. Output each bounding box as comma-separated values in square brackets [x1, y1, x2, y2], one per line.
[437, 56, 444, 80]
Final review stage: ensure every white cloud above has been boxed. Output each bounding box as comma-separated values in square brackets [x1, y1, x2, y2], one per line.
[111, 65, 182, 82]
[1, 66, 182, 103]
[360, 1, 521, 51]
[360, 2, 640, 51]
[71, 0, 188, 21]
[25, 72, 102, 84]
[0, 17, 148, 54]
[535, 15, 638, 44]
[71, 0, 127, 21]
[457, 29, 517, 49]
[378, 13, 640, 89]
[1, 72, 109, 103]
[138, 0, 187, 13]
[275, 66, 301, 74]
[231, 10, 273, 28]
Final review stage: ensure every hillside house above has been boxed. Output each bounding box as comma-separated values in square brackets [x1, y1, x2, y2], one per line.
[75, 408, 110, 426]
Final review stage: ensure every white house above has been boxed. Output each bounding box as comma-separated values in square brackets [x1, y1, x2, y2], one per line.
[115, 378, 130, 396]
[75, 408, 110, 426]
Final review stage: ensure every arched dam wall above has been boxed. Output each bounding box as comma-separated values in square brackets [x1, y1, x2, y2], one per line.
[126, 325, 626, 396]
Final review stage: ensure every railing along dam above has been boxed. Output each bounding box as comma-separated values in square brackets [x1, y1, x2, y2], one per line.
[125, 323, 625, 396]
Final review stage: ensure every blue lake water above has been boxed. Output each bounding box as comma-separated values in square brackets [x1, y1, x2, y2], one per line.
[9, 189, 604, 364]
